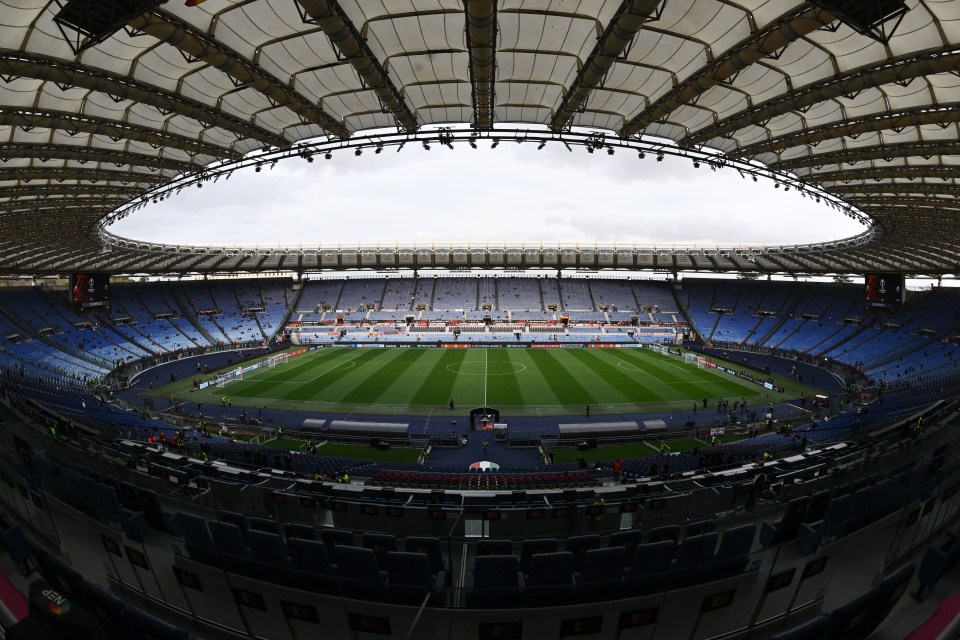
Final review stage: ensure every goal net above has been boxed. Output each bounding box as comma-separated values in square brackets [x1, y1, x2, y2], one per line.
[267, 356, 278, 369]
[216, 367, 243, 388]
[683, 353, 707, 369]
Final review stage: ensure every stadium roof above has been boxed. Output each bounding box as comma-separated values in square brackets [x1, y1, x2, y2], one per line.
[1, 0, 959, 276]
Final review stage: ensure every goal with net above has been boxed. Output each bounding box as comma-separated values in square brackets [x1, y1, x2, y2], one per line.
[216, 367, 243, 388]
[683, 353, 707, 368]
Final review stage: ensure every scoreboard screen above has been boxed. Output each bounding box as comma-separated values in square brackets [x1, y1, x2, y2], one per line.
[864, 273, 903, 310]
[71, 273, 111, 311]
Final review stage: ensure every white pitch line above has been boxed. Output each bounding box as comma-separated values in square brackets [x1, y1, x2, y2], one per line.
[483, 348, 488, 406]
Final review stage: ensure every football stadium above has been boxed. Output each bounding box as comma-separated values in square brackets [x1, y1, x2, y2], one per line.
[1, 1, 960, 639]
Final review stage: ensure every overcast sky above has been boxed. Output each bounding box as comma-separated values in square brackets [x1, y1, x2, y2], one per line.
[112, 140, 863, 249]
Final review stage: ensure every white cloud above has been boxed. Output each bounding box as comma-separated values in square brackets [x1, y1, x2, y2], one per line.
[112, 143, 863, 248]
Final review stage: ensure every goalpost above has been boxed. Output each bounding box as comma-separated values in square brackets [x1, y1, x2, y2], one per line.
[683, 353, 707, 369]
[216, 367, 243, 388]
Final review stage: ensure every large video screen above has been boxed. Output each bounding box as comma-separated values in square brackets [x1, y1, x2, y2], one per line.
[71, 273, 111, 311]
[864, 273, 903, 310]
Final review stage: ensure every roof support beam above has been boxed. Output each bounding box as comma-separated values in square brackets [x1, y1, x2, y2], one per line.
[808, 166, 960, 185]
[127, 9, 349, 140]
[0, 185, 142, 200]
[0, 144, 197, 173]
[0, 52, 287, 149]
[619, 5, 836, 138]
[831, 183, 960, 198]
[550, 0, 662, 131]
[734, 103, 960, 159]
[464, 0, 497, 129]
[853, 196, 960, 211]
[0, 108, 238, 160]
[772, 141, 960, 172]
[0, 168, 164, 184]
[295, 0, 417, 132]
[682, 49, 960, 147]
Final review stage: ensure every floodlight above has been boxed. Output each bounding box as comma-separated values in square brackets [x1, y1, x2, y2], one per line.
[607, 148, 614, 155]
[255, 165, 262, 172]
[324, 152, 332, 160]
[537, 142, 546, 150]
[491, 140, 499, 149]
[355, 148, 362, 156]
[656, 154, 663, 162]
[422, 141, 430, 150]
[375, 145, 383, 154]
[638, 151, 645, 159]
[469, 140, 477, 149]
[693, 160, 700, 168]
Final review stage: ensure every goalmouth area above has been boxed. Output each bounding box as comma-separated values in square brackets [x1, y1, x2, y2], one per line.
[151, 344, 816, 417]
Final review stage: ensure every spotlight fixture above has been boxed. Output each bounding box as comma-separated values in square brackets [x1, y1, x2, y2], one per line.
[656, 154, 663, 162]
[355, 148, 362, 156]
[324, 152, 332, 160]
[638, 151, 645, 159]
[587, 147, 594, 153]
[422, 141, 430, 151]
[563, 142, 572, 152]
[306, 155, 313, 163]
[693, 160, 700, 168]
[607, 148, 615, 155]
[537, 141, 546, 150]
[774, 182, 780, 189]
[469, 140, 477, 149]
[375, 145, 383, 154]
[752, 175, 757, 182]
[255, 165, 262, 172]
[491, 140, 499, 149]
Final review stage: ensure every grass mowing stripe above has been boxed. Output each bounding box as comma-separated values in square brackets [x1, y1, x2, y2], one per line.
[571, 350, 663, 403]
[504, 349, 561, 409]
[230, 349, 354, 398]
[486, 349, 525, 407]
[278, 349, 383, 401]
[411, 349, 466, 405]
[530, 350, 595, 405]
[339, 348, 428, 403]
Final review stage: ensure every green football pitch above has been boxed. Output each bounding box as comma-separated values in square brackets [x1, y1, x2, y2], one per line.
[153, 347, 813, 417]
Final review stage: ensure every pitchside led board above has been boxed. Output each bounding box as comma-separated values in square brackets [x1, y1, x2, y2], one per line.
[71, 273, 111, 312]
[864, 273, 904, 310]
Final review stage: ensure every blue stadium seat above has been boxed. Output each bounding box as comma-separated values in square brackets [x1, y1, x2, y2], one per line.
[767, 614, 829, 640]
[608, 530, 644, 566]
[320, 527, 354, 552]
[128, 604, 190, 640]
[525, 551, 573, 606]
[245, 529, 288, 580]
[575, 546, 625, 602]
[760, 496, 809, 547]
[566, 534, 601, 572]
[208, 521, 249, 561]
[334, 545, 386, 601]
[671, 532, 718, 588]
[361, 532, 396, 570]
[465, 555, 524, 608]
[648, 524, 681, 545]
[624, 540, 675, 595]
[287, 538, 336, 592]
[170, 513, 218, 567]
[283, 523, 316, 541]
[78, 581, 137, 639]
[386, 551, 446, 606]
[520, 538, 558, 573]
[710, 524, 757, 580]
[405, 536, 446, 577]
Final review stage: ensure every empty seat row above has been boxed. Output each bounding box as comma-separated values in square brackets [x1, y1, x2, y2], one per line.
[465, 524, 757, 607]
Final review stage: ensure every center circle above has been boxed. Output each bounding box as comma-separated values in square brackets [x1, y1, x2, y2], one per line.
[446, 361, 527, 376]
